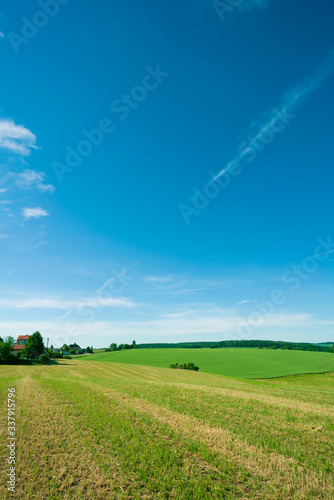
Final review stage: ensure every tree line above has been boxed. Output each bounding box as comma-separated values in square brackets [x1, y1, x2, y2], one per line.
[106, 340, 138, 351]
[137, 340, 334, 352]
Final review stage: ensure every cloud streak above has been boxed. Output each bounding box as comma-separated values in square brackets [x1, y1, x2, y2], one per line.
[213, 50, 334, 181]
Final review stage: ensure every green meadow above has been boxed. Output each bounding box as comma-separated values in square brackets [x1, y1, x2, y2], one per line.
[79, 347, 334, 378]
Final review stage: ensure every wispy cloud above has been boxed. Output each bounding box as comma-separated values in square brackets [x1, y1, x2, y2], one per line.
[0, 119, 37, 156]
[0, 296, 136, 310]
[306, 249, 334, 260]
[144, 274, 185, 290]
[213, 49, 334, 181]
[144, 275, 173, 283]
[14, 169, 54, 192]
[1, 311, 330, 345]
[161, 310, 197, 318]
[0, 32, 4, 39]
[23, 207, 50, 220]
[173, 286, 224, 294]
[69, 266, 97, 277]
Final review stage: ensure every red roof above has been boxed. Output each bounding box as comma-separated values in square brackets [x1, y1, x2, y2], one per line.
[12, 344, 25, 350]
[17, 335, 29, 341]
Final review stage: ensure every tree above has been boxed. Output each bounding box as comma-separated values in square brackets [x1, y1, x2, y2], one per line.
[86, 346, 91, 353]
[62, 344, 69, 352]
[109, 343, 117, 351]
[0, 337, 15, 364]
[23, 332, 45, 359]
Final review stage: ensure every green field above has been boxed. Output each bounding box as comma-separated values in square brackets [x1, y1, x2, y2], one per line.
[79, 347, 334, 378]
[1, 360, 333, 499]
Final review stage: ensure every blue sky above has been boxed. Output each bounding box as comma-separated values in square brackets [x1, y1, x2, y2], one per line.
[0, 0, 334, 347]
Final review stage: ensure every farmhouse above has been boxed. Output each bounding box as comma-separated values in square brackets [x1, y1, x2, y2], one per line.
[68, 343, 81, 351]
[12, 335, 29, 356]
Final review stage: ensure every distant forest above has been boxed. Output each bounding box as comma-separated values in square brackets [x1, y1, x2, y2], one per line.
[137, 340, 334, 352]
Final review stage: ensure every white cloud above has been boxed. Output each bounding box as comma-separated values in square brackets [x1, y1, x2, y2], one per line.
[0, 119, 37, 156]
[0, 32, 4, 39]
[144, 275, 186, 290]
[162, 310, 197, 318]
[173, 286, 224, 294]
[14, 169, 54, 192]
[22, 207, 50, 220]
[0, 296, 136, 310]
[0, 188, 9, 193]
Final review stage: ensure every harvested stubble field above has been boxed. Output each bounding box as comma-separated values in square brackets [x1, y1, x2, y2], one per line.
[0, 360, 333, 499]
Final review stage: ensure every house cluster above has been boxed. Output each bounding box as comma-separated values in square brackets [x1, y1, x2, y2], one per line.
[61, 343, 83, 355]
[11, 335, 29, 356]
[68, 343, 81, 351]
[10, 336, 85, 356]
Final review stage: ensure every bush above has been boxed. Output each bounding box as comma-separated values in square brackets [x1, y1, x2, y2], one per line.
[63, 355, 72, 359]
[170, 362, 199, 371]
[48, 351, 63, 359]
[39, 353, 49, 365]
